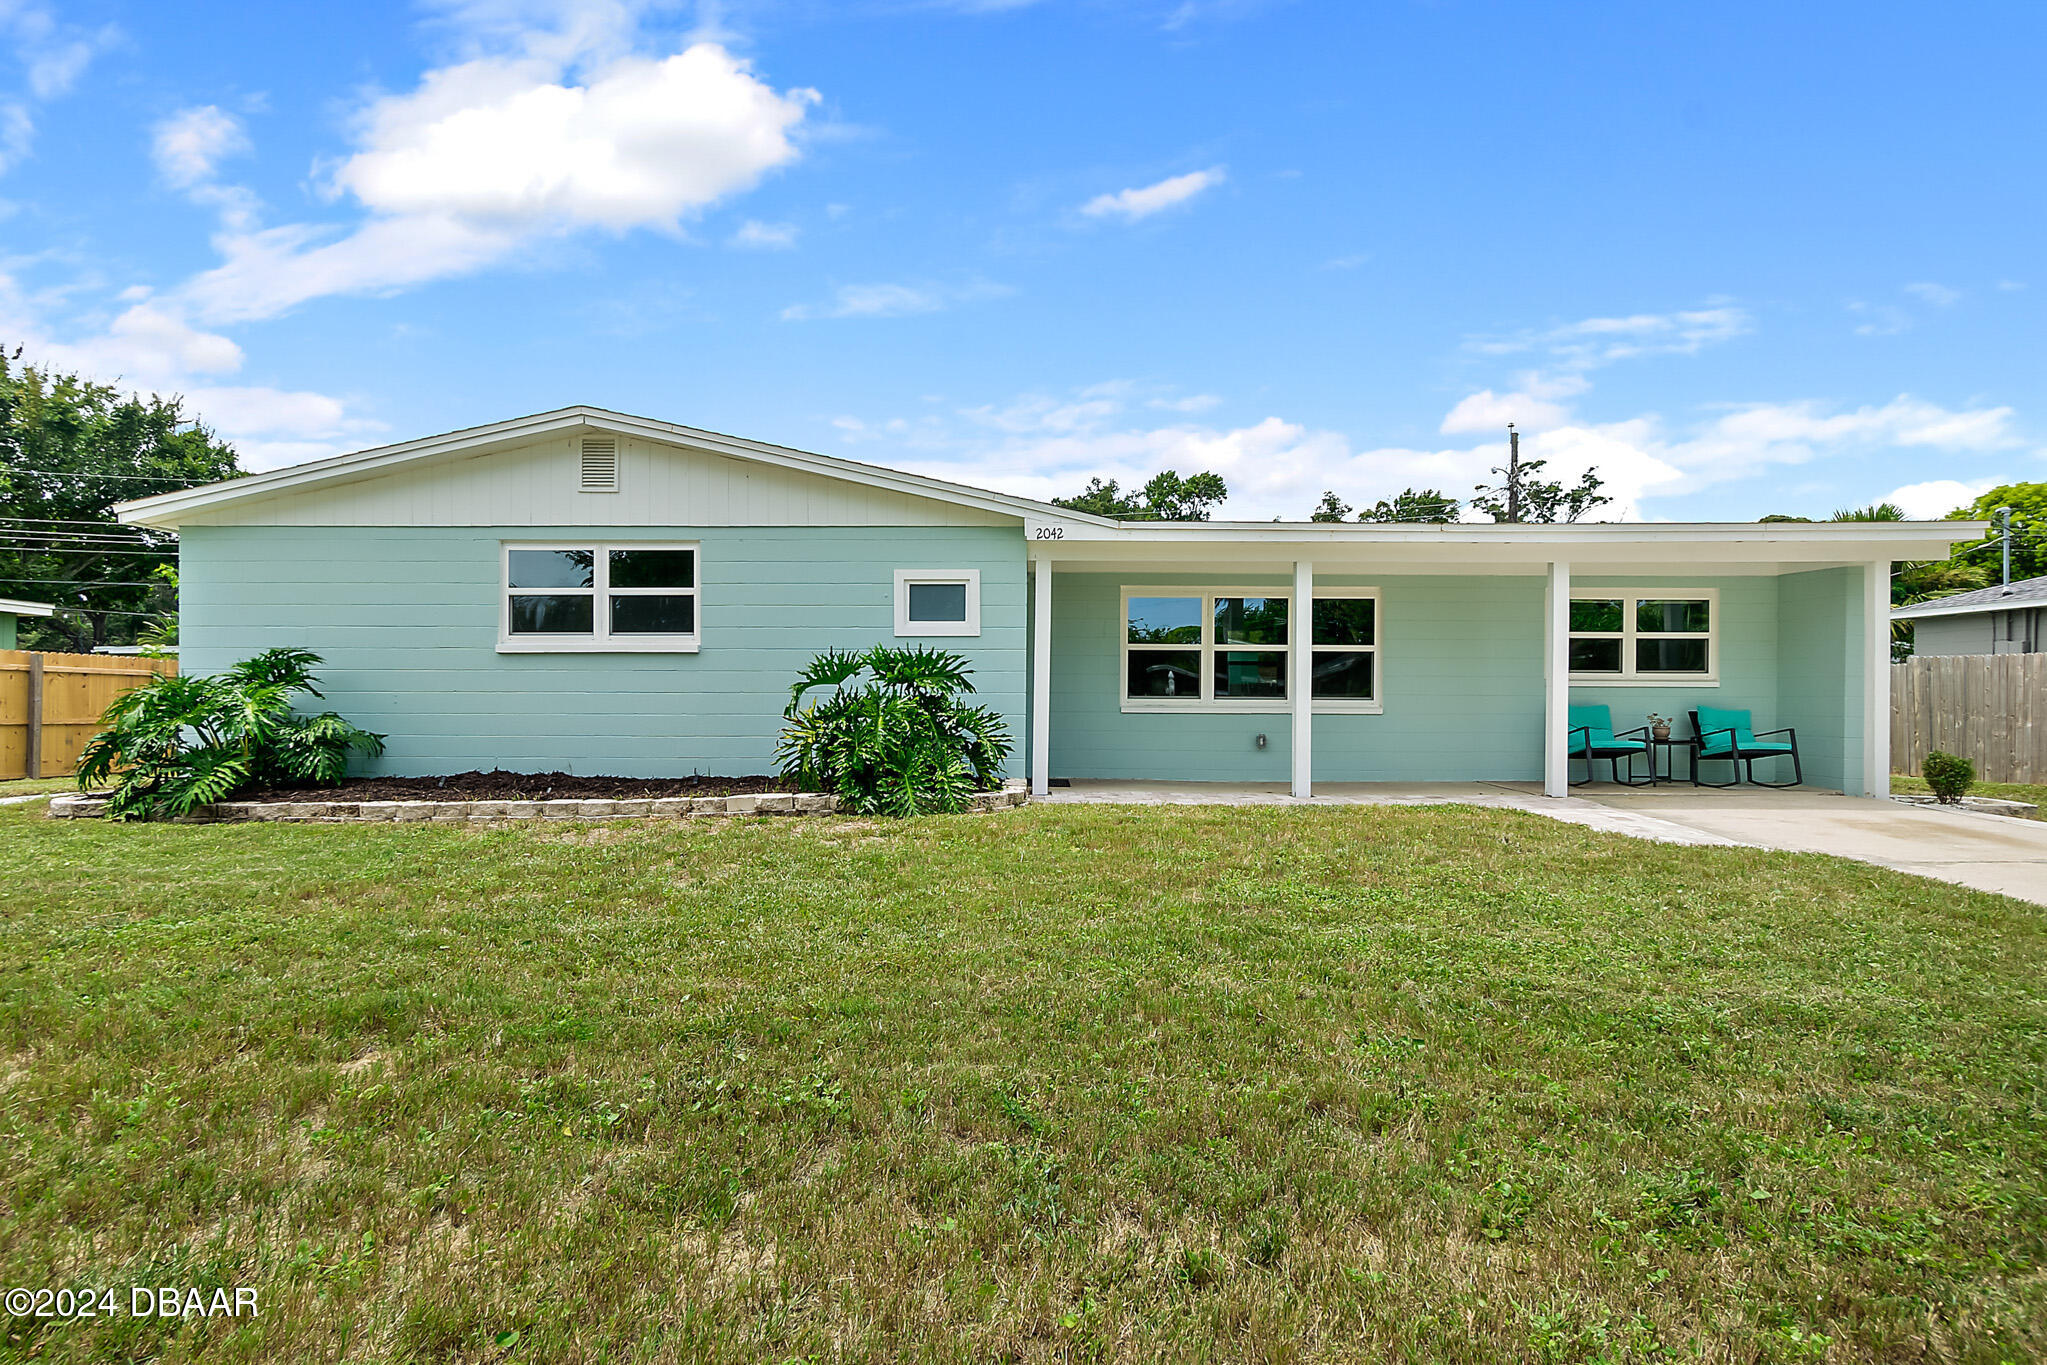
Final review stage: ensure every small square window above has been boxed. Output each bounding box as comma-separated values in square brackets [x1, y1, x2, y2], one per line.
[908, 582, 968, 622]
[894, 570, 981, 637]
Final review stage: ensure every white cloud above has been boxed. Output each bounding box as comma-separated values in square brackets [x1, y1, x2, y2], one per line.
[0, 2, 117, 175]
[332, 45, 814, 230]
[1080, 166, 1225, 222]
[152, 105, 250, 189]
[1902, 281, 1960, 307]
[829, 375, 2025, 525]
[728, 218, 798, 249]
[780, 278, 1011, 321]
[1473, 305, 1750, 368]
[1849, 300, 1912, 336]
[180, 39, 817, 322]
[1884, 478, 1998, 519]
[0, 271, 382, 470]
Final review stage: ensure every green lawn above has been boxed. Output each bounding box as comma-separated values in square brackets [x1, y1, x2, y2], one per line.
[1893, 772, 2047, 816]
[2, 804, 2043, 1363]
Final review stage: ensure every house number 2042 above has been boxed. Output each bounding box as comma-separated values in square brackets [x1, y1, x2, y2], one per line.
[1032, 526, 1065, 539]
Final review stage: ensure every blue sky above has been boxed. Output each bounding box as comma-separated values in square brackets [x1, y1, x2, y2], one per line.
[1, 0, 2041, 520]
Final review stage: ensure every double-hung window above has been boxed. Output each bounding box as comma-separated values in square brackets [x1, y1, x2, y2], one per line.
[500, 543, 700, 652]
[1568, 589, 1716, 683]
[1121, 587, 1381, 711]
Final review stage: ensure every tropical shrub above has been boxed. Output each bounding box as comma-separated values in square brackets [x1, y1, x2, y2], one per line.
[1921, 751, 1975, 805]
[76, 648, 385, 820]
[776, 645, 1013, 816]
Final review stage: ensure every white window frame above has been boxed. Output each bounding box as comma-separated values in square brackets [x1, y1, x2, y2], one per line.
[1567, 586, 1718, 686]
[498, 541, 701, 654]
[1118, 585, 1383, 714]
[894, 569, 981, 637]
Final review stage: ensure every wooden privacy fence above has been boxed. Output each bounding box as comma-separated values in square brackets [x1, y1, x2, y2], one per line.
[0, 651, 178, 779]
[1891, 653, 2046, 783]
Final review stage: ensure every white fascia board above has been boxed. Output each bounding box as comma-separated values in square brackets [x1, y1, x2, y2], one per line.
[115, 405, 1118, 531]
[0, 597, 56, 616]
[1029, 519, 1987, 565]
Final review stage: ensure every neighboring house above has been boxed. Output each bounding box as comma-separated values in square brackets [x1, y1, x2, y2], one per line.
[1892, 574, 2047, 656]
[115, 406, 1979, 799]
[0, 597, 55, 650]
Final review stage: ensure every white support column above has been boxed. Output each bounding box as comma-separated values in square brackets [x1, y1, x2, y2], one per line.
[1864, 559, 1892, 799]
[1543, 560, 1571, 797]
[1292, 559, 1313, 799]
[1031, 555, 1052, 797]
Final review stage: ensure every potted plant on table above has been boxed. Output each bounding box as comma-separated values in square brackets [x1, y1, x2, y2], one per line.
[1647, 713, 1673, 742]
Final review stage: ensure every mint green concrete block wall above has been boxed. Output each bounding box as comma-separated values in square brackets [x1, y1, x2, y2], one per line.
[179, 525, 1027, 778]
[0, 613, 14, 650]
[1050, 572, 1543, 783]
[1047, 571, 1785, 783]
[1570, 575, 1782, 783]
[1775, 566, 1862, 793]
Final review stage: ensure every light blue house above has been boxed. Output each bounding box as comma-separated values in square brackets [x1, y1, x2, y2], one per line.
[0, 596, 55, 650]
[117, 407, 1976, 798]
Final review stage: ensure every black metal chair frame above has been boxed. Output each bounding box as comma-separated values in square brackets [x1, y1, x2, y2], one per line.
[1687, 710, 1803, 788]
[1568, 724, 1655, 788]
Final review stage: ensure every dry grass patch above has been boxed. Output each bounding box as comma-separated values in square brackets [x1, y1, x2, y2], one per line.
[0, 802, 2043, 1361]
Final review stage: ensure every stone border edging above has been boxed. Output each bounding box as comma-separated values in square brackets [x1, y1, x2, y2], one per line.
[48, 785, 1028, 823]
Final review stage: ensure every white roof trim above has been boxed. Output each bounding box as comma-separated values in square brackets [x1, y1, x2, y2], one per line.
[114, 406, 1116, 530]
[0, 597, 56, 616]
[109, 406, 1988, 560]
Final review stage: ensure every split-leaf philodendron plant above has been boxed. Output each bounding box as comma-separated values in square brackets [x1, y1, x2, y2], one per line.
[77, 647, 385, 820]
[777, 645, 1014, 816]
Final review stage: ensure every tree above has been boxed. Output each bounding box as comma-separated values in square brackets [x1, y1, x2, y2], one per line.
[1949, 482, 2047, 582]
[1467, 426, 1610, 523]
[1310, 487, 1459, 523]
[0, 351, 240, 650]
[1052, 469, 1228, 521]
[1361, 488, 1461, 523]
[1309, 491, 1352, 523]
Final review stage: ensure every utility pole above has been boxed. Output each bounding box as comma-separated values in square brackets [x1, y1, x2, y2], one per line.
[1506, 423, 1522, 524]
[1996, 505, 2013, 591]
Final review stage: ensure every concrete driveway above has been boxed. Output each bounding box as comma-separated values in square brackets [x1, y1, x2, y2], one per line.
[1563, 786, 2047, 906]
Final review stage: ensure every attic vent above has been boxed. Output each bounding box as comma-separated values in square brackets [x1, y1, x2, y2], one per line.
[579, 436, 619, 492]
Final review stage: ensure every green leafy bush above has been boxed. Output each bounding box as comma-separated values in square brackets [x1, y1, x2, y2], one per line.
[77, 648, 385, 820]
[1921, 750, 1975, 804]
[776, 645, 1013, 816]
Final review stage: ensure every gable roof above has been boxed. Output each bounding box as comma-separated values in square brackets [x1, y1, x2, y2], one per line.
[1893, 573, 2047, 620]
[115, 405, 1114, 531]
[111, 404, 1987, 564]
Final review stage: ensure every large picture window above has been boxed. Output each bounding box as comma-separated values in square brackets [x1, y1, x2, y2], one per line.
[1568, 589, 1716, 683]
[1121, 587, 1381, 712]
[500, 542, 700, 652]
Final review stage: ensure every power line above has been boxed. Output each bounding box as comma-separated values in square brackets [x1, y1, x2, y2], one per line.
[0, 515, 177, 528]
[0, 577, 167, 587]
[2, 467, 229, 484]
[0, 531, 165, 544]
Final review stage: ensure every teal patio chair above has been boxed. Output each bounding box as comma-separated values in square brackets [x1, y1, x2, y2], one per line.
[1567, 704, 1652, 787]
[1688, 706, 1802, 788]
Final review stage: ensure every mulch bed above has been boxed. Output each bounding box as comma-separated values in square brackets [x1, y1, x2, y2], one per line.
[256, 770, 795, 804]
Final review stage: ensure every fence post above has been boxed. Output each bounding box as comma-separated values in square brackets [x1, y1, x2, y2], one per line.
[24, 652, 42, 780]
